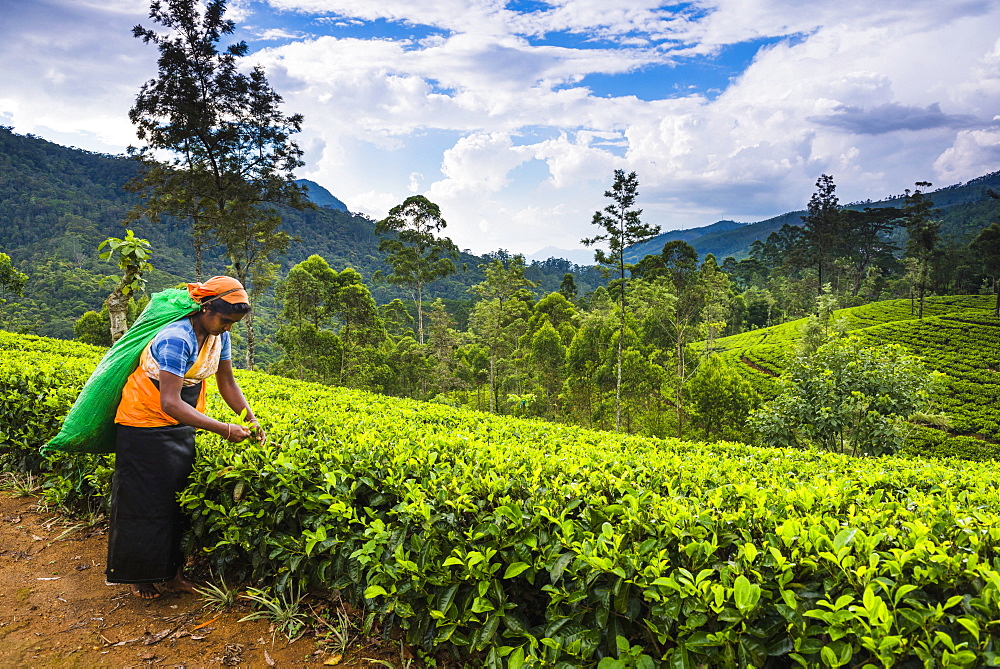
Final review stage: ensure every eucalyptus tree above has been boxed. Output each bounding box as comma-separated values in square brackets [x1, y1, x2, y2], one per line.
[971, 221, 1000, 316]
[275, 255, 384, 387]
[582, 170, 661, 430]
[840, 207, 902, 297]
[127, 0, 312, 367]
[902, 182, 940, 318]
[469, 254, 537, 413]
[375, 195, 460, 345]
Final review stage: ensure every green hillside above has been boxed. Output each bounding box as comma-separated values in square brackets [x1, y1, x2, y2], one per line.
[709, 295, 1000, 458]
[0, 128, 603, 340]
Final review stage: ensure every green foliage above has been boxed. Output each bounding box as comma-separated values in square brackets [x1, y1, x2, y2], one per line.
[376, 195, 460, 344]
[194, 575, 241, 611]
[98, 229, 153, 296]
[273, 255, 385, 387]
[8, 329, 1000, 665]
[73, 297, 148, 347]
[0, 331, 113, 515]
[707, 296, 999, 460]
[750, 335, 941, 456]
[583, 170, 661, 431]
[240, 586, 309, 641]
[685, 354, 760, 441]
[128, 0, 312, 366]
[0, 251, 27, 301]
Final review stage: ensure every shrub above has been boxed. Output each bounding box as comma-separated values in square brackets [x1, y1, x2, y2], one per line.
[749, 335, 942, 456]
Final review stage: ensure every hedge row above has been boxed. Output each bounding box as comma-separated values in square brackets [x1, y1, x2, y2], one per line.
[5, 330, 1000, 666]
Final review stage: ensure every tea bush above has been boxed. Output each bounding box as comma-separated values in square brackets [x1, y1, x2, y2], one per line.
[6, 318, 1000, 666]
[183, 374, 1000, 666]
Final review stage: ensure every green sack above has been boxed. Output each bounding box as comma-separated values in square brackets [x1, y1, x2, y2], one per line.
[42, 288, 200, 455]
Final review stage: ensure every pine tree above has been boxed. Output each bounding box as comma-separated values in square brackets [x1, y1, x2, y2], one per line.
[127, 0, 312, 367]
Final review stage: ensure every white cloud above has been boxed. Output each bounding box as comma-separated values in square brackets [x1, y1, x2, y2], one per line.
[430, 132, 530, 196]
[3, 0, 1000, 256]
[254, 28, 306, 41]
[935, 128, 1000, 182]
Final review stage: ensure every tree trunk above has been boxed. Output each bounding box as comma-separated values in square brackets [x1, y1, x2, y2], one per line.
[488, 344, 496, 413]
[615, 264, 625, 432]
[918, 261, 926, 319]
[106, 289, 129, 343]
[615, 328, 623, 432]
[676, 337, 685, 439]
[415, 284, 424, 345]
[193, 222, 204, 282]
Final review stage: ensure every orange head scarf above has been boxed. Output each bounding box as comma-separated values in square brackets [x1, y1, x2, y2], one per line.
[187, 276, 249, 305]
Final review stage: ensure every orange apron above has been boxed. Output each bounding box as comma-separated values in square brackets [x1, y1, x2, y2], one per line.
[115, 333, 222, 427]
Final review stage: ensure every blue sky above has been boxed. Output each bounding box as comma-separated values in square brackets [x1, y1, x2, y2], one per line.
[2, 0, 999, 259]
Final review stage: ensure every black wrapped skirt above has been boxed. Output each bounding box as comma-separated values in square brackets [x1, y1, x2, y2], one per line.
[105, 421, 197, 584]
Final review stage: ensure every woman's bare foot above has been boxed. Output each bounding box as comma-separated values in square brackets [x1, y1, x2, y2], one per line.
[166, 569, 201, 595]
[131, 583, 161, 600]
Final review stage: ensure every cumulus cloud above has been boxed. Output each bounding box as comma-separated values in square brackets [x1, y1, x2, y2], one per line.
[254, 28, 307, 41]
[4, 0, 1000, 254]
[935, 127, 1000, 182]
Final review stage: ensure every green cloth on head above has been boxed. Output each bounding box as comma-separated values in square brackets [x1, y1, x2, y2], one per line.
[42, 289, 200, 455]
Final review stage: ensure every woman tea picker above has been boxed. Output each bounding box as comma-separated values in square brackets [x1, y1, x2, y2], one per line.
[105, 276, 265, 599]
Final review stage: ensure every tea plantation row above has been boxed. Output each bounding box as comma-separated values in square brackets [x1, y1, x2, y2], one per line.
[3, 327, 1000, 666]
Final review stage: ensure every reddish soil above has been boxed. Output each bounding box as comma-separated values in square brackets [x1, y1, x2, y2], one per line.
[0, 491, 400, 669]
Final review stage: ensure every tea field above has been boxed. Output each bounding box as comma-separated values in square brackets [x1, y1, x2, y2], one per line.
[4, 308, 1000, 667]
[709, 295, 1000, 460]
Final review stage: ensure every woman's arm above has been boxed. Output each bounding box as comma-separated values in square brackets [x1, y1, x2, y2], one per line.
[159, 369, 251, 442]
[215, 359, 266, 442]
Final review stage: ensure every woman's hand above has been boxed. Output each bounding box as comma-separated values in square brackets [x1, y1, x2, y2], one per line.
[247, 421, 268, 446]
[220, 422, 251, 442]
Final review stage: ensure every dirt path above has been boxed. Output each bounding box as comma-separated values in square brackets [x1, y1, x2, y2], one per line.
[0, 491, 395, 668]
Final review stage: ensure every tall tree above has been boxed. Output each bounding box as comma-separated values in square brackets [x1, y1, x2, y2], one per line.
[558, 272, 578, 301]
[470, 254, 536, 412]
[902, 182, 940, 319]
[969, 188, 1000, 316]
[582, 169, 661, 430]
[426, 298, 464, 396]
[840, 207, 902, 297]
[98, 230, 153, 343]
[376, 195, 460, 345]
[686, 354, 759, 442]
[801, 174, 843, 297]
[274, 255, 384, 386]
[128, 0, 312, 368]
[971, 221, 1000, 317]
[698, 253, 730, 350]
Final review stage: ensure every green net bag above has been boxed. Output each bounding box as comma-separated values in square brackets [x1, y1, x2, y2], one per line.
[42, 288, 200, 455]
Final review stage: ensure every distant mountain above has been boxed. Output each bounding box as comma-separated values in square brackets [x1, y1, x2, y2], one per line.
[623, 172, 1000, 263]
[294, 179, 349, 212]
[625, 219, 750, 262]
